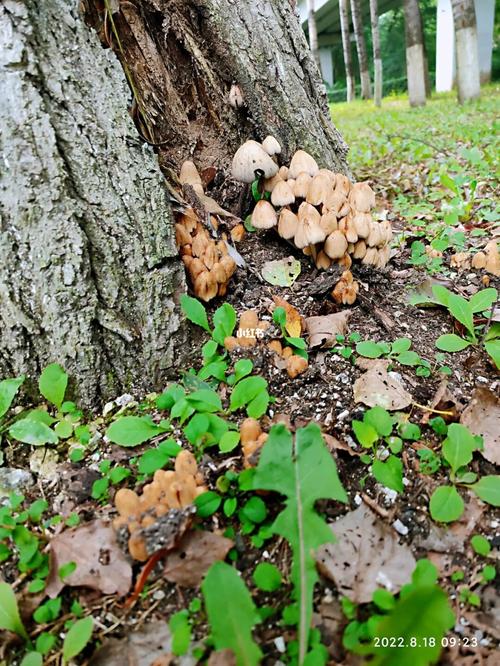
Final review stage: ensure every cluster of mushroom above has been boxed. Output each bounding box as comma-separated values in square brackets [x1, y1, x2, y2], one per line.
[240, 418, 268, 468]
[113, 450, 206, 561]
[223, 310, 269, 351]
[231, 139, 392, 274]
[175, 162, 237, 302]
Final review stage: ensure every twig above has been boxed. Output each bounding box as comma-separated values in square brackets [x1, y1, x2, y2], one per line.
[386, 133, 451, 156]
[412, 402, 455, 416]
[479, 298, 498, 345]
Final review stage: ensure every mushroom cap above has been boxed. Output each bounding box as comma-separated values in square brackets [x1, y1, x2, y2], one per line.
[194, 271, 218, 302]
[278, 165, 289, 180]
[240, 418, 262, 444]
[179, 160, 203, 187]
[353, 240, 367, 259]
[315, 250, 332, 270]
[352, 212, 371, 238]
[324, 230, 348, 259]
[288, 150, 319, 179]
[349, 182, 375, 212]
[471, 251, 487, 270]
[306, 173, 333, 206]
[271, 180, 295, 207]
[323, 189, 346, 214]
[339, 216, 358, 244]
[262, 135, 282, 156]
[231, 140, 279, 182]
[334, 174, 351, 197]
[297, 201, 321, 224]
[263, 173, 283, 192]
[251, 199, 278, 229]
[379, 219, 393, 245]
[294, 208, 326, 248]
[362, 247, 379, 265]
[367, 221, 382, 247]
[278, 208, 299, 240]
[293, 172, 313, 199]
[317, 168, 337, 183]
[320, 211, 338, 235]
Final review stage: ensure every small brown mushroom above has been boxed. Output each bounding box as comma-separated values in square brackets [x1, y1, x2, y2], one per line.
[288, 150, 319, 179]
[230, 224, 245, 243]
[286, 355, 308, 378]
[251, 200, 278, 229]
[324, 230, 348, 259]
[293, 172, 313, 199]
[320, 211, 338, 235]
[471, 251, 487, 269]
[278, 209, 299, 240]
[349, 182, 375, 212]
[306, 173, 332, 206]
[194, 271, 218, 302]
[352, 212, 371, 239]
[271, 180, 295, 207]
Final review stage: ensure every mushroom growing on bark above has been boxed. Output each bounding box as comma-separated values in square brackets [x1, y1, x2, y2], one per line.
[232, 140, 279, 182]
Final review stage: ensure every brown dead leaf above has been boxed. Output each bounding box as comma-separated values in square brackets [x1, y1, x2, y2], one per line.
[421, 379, 464, 424]
[323, 433, 360, 457]
[305, 311, 350, 348]
[273, 296, 303, 337]
[316, 504, 416, 603]
[89, 621, 197, 666]
[463, 586, 500, 640]
[461, 388, 500, 465]
[207, 650, 237, 666]
[415, 493, 485, 553]
[164, 530, 233, 587]
[46, 520, 132, 598]
[353, 359, 412, 410]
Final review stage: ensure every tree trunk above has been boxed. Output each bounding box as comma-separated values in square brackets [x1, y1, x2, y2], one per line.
[0, 0, 349, 406]
[350, 0, 371, 99]
[369, 0, 382, 107]
[451, 0, 480, 103]
[307, 0, 323, 78]
[339, 0, 356, 102]
[403, 0, 427, 107]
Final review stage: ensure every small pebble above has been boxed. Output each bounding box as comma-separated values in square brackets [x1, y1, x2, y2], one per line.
[354, 494, 362, 506]
[393, 519, 409, 536]
[337, 409, 349, 421]
[262, 550, 270, 559]
[274, 637, 286, 653]
[153, 590, 165, 601]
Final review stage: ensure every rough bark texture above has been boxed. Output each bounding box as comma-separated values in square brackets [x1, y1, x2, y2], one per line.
[350, 0, 371, 99]
[307, 0, 322, 76]
[451, 0, 480, 102]
[0, 0, 185, 407]
[403, 0, 427, 107]
[339, 0, 356, 102]
[1, 0, 349, 406]
[369, 0, 382, 107]
[83, 0, 348, 174]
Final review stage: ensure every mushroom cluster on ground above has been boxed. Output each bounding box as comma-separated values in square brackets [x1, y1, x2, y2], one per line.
[231, 138, 392, 279]
[175, 161, 236, 302]
[113, 450, 206, 561]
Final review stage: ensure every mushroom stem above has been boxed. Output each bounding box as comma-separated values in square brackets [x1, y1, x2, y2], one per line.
[309, 243, 318, 263]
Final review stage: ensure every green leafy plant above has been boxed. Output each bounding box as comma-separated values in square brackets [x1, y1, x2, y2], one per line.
[411, 285, 499, 368]
[91, 460, 131, 501]
[253, 423, 347, 663]
[253, 562, 282, 592]
[273, 307, 308, 359]
[0, 582, 29, 641]
[62, 616, 93, 664]
[202, 561, 262, 665]
[169, 610, 192, 656]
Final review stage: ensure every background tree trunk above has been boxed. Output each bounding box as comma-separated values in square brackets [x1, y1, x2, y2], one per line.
[0, 0, 349, 406]
[307, 0, 323, 78]
[403, 0, 427, 107]
[369, 0, 382, 107]
[339, 0, 356, 102]
[350, 0, 372, 99]
[451, 0, 480, 103]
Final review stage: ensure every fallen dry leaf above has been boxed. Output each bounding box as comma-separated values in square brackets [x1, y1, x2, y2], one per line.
[316, 504, 416, 603]
[46, 520, 132, 598]
[322, 433, 360, 457]
[207, 650, 237, 666]
[261, 256, 301, 286]
[89, 621, 197, 666]
[305, 311, 350, 348]
[164, 530, 233, 587]
[421, 379, 464, 424]
[415, 493, 485, 553]
[463, 586, 500, 640]
[353, 359, 412, 410]
[273, 295, 303, 337]
[460, 388, 500, 465]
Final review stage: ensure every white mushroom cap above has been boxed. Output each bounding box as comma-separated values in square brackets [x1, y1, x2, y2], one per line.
[262, 136, 282, 156]
[278, 209, 299, 240]
[251, 200, 278, 229]
[288, 150, 319, 179]
[232, 140, 279, 183]
[352, 212, 371, 238]
[306, 173, 333, 207]
[324, 230, 348, 259]
[271, 181, 295, 207]
[349, 182, 376, 212]
[293, 172, 312, 199]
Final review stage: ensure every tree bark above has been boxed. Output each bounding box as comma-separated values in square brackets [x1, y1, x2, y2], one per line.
[350, 0, 372, 99]
[307, 0, 323, 78]
[369, 0, 382, 107]
[339, 0, 356, 102]
[451, 0, 480, 103]
[403, 0, 427, 107]
[0, 0, 349, 406]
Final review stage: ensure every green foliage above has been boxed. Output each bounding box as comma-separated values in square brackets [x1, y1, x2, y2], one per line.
[39, 363, 68, 409]
[169, 610, 192, 656]
[20, 653, 43, 666]
[0, 375, 25, 420]
[471, 535, 491, 556]
[273, 307, 308, 359]
[9, 418, 59, 446]
[253, 423, 347, 663]
[253, 562, 282, 592]
[137, 438, 180, 475]
[333, 335, 430, 374]
[180, 294, 210, 332]
[202, 561, 262, 665]
[429, 486, 464, 523]
[195, 491, 221, 518]
[62, 616, 93, 663]
[441, 423, 476, 475]
[470, 476, 500, 506]
[229, 376, 269, 419]
[0, 582, 28, 640]
[106, 415, 167, 447]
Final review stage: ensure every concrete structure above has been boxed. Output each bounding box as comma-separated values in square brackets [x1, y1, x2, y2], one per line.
[297, 0, 397, 85]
